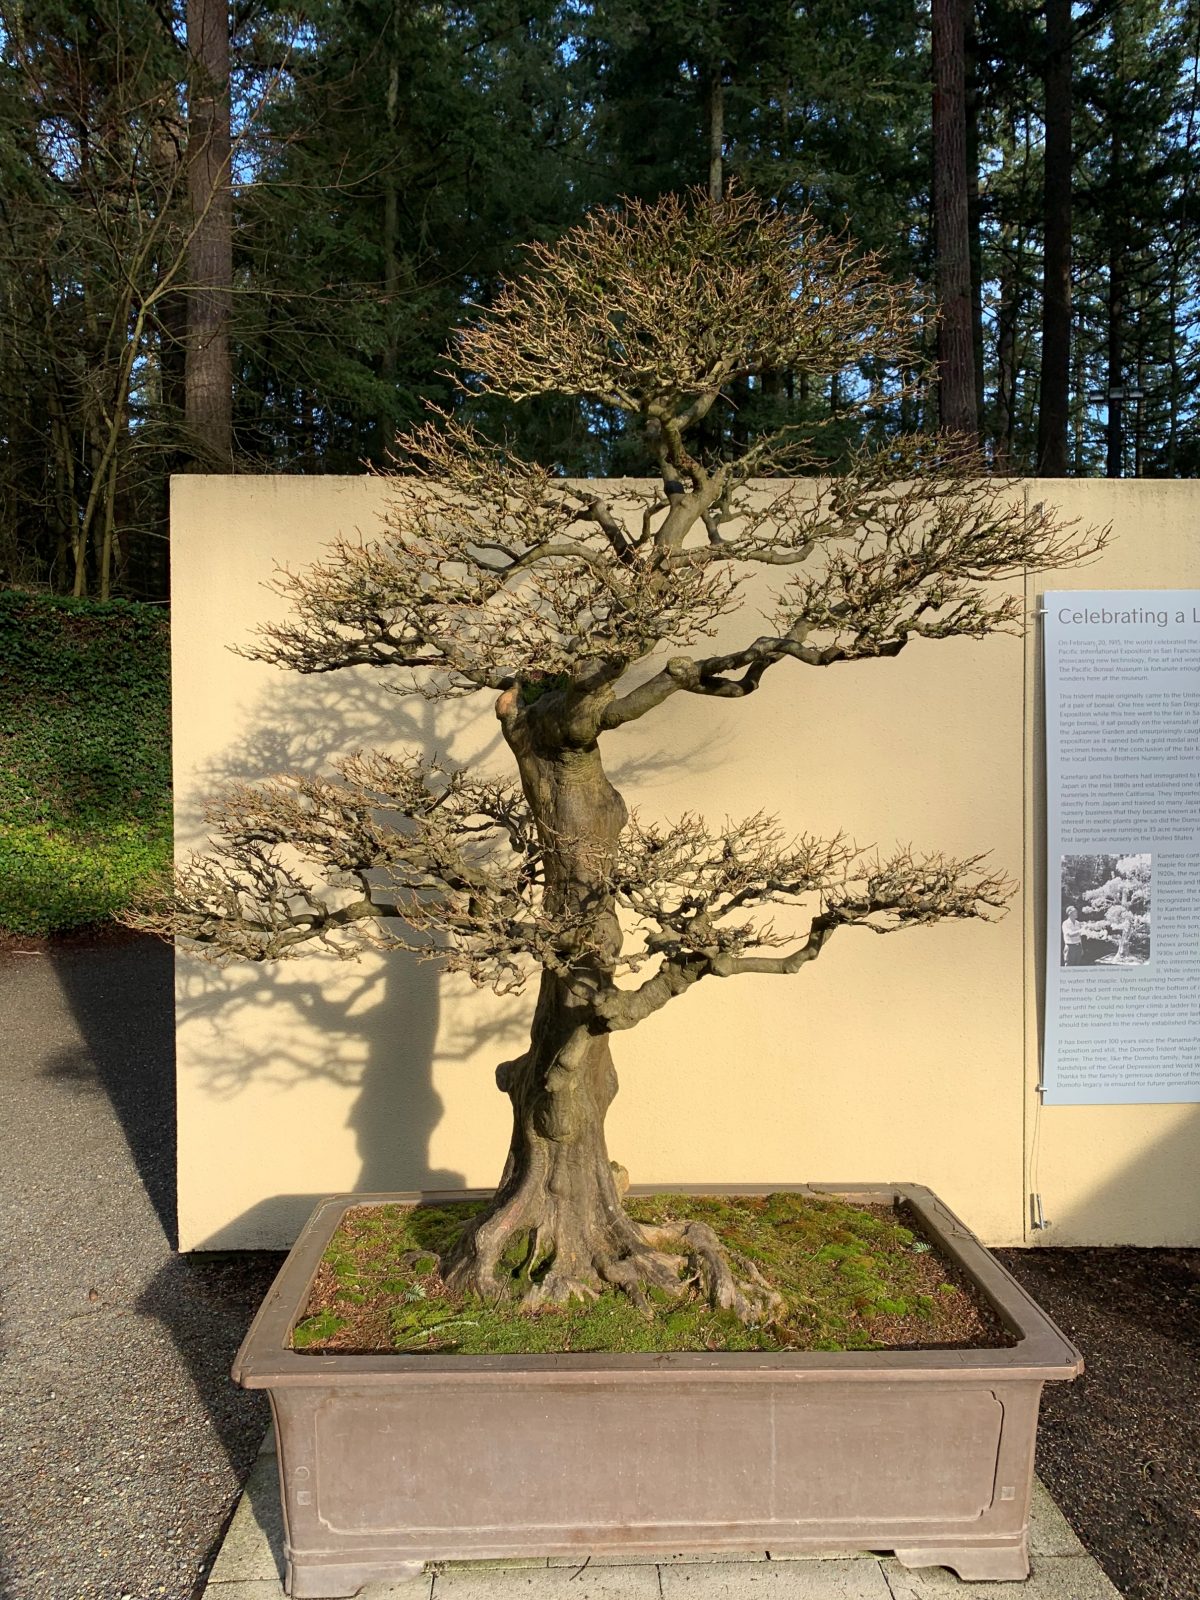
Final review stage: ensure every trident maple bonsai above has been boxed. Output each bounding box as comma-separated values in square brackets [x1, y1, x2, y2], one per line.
[142, 190, 1099, 1322]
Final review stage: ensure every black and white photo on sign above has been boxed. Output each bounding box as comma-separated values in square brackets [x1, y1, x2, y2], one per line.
[1059, 853, 1151, 968]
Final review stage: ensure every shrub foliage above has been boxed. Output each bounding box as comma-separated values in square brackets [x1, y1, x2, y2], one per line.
[0, 592, 171, 933]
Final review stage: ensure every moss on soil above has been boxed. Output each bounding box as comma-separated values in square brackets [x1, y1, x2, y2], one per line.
[292, 1192, 1008, 1356]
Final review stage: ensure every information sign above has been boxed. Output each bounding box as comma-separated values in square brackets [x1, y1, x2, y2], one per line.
[1043, 590, 1200, 1104]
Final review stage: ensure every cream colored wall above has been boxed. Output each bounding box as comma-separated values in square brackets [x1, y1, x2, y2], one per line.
[171, 474, 1199, 1252]
[1022, 479, 1200, 1246]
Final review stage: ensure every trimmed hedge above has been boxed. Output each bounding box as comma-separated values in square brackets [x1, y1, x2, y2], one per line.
[0, 591, 172, 934]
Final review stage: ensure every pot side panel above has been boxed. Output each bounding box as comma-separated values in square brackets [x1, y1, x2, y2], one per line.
[309, 1383, 1002, 1537]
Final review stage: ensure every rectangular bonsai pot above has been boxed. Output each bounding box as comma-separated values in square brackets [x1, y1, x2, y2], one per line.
[232, 1183, 1083, 1598]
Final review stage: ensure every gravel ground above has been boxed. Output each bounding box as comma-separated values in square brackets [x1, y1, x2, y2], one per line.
[2, 931, 1198, 1600]
[0, 932, 282, 1600]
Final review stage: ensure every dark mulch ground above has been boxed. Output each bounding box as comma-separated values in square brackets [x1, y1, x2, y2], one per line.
[998, 1245, 1200, 1600]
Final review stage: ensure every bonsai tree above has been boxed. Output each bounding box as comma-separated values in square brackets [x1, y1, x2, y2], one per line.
[140, 190, 1101, 1321]
[1083, 853, 1151, 961]
[1061, 851, 1151, 962]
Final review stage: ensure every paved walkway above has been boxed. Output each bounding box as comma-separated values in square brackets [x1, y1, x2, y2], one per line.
[0, 937, 282, 1600]
[204, 1433, 1121, 1600]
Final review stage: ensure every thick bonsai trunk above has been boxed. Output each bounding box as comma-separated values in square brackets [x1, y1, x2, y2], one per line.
[443, 985, 687, 1308]
[443, 692, 782, 1323]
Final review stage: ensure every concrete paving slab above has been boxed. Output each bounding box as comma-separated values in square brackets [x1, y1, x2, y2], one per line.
[762, 1551, 872, 1564]
[437, 1558, 551, 1572]
[548, 1549, 766, 1567]
[196, 1585, 308, 1600]
[207, 1450, 286, 1584]
[209, 1586, 435, 1600]
[355, 1582, 436, 1598]
[206, 1571, 432, 1599]
[1027, 1479, 1086, 1559]
[880, 1553, 1123, 1599]
[658, 1561, 891, 1597]
[432, 1567, 660, 1598]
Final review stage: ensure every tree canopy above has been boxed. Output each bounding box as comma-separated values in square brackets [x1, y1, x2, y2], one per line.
[133, 190, 1104, 1316]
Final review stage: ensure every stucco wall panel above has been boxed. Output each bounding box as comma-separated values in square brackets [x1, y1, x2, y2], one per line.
[1023, 478, 1200, 1246]
[171, 474, 1198, 1250]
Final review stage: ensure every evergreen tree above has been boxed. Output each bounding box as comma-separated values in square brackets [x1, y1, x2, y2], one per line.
[234, 0, 591, 473]
[0, 0, 186, 595]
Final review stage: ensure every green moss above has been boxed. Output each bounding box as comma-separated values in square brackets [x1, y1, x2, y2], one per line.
[294, 1193, 985, 1357]
[292, 1310, 348, 1347]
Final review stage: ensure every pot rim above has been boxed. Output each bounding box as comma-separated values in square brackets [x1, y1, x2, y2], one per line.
[231, 1183, 1084, 1387]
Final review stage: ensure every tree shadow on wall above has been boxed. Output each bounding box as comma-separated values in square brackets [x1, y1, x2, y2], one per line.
[176, 673, 499, 1222]
[143, 958, 530, 1505]
[149, 632, 730, 1507]
[175, 646, 729, 1227]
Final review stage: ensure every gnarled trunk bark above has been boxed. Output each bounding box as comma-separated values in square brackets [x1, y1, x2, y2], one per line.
[443, 687, 781, 1323]
[442, 985, 684, 1308]
[443, 692, 665, 1304]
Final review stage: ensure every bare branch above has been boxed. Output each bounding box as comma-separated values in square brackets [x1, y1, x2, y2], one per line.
[772, 437, 1108, 653]
[594, 835, 1014, 1031]
[458, 187, 925, 423]
[243, 414, 740, 695]
[602, 440, 1108, 730]
[125, 751, 601, 993]
[613, 812, 857, 964]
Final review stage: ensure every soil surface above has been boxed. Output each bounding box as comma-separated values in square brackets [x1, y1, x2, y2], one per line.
[295, 1194, 1008, 1355]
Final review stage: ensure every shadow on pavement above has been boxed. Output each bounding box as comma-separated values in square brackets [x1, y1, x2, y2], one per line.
[43, 931, 179, 1246]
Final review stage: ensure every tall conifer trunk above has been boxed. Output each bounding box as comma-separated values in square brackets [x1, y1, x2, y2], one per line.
[934, 0, 979, 441]
[932, 0, 978, 438]
[1037, 0, 1072, 476]
[185, 0, 233, 469]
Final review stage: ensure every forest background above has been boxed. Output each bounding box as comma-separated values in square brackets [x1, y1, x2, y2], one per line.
[2, 0, 1199, 604]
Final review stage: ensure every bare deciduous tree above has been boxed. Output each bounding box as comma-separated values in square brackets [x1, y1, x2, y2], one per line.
[135, 190, 1103, 1320]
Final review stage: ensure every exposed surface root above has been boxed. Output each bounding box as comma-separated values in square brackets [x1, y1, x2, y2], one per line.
[596, 1247, 690, 1313]
[521, 1270, 601, 1309]
[443, 1208, 784, 1326]
[443, 1226, 685, 1316]
[641, 1220, 786, 1324]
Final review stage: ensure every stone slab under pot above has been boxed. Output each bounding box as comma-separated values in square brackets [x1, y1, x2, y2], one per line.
[231, 1184, 1083, 1599]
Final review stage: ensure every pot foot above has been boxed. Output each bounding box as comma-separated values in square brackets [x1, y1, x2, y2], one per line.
[892, 1534, 1029, 1580]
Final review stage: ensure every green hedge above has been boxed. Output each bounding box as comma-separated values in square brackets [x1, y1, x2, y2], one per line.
[0, 592, 172, 934]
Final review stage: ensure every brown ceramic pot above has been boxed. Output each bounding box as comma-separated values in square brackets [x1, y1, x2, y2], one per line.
[232, 1184, 1082, 1598]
